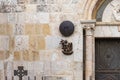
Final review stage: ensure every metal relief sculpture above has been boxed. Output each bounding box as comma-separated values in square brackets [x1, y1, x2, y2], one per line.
[59, 21, 74, 37]
[14, 66, 28, 80]
[60, 39, 73, 55]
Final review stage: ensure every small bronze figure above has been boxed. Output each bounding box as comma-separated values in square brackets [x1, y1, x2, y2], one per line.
[60, 39, 73, 55]
[14, 66, 28, 80]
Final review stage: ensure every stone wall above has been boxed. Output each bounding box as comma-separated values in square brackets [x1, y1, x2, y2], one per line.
[0, 0, 84, 80]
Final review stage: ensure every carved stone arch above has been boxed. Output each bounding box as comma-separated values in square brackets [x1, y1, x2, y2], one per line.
[92, 0, 112, 21]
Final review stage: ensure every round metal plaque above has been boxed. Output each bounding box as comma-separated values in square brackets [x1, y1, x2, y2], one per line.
[59, 21, 74, 37]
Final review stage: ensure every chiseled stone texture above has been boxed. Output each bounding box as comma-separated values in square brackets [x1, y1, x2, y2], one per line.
[0, 36, 9, 51]
[15, 36, 29, 51]
[0, 0, 85, 80]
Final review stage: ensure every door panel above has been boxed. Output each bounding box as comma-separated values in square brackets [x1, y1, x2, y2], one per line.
[95, 39, 120, 80]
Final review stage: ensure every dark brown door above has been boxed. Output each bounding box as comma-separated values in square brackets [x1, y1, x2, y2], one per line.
[95, 38, 120, 80]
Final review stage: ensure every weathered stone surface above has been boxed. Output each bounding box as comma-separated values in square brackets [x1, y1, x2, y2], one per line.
[43, 76, 73, 80]
[22, 50, 29, 61]
[29, 36, 37, 50]
[45, 36, 61, 49]
[0, 51, 5, 60]
[32, 51, 39, 61]
[0, 36, 9, 51]
[15, 36, 29, 51]
[0, 61, 4, 70]
[25, 24, 35, 35]
[0, 70, 5, 80]
[14, 24, 24, 35]
[42, 24, 51, 36]
[0, 0, 90, 80]
[37, 36, 45, 50]
[37, 5, 49, 12]
[14, 51, 21, 61]
[51, 61, 73, 75]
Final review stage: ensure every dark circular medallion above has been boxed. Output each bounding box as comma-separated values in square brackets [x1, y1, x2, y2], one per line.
[59, 21, 74, 37]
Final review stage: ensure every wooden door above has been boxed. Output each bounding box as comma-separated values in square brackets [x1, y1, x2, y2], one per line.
[95, 38, 120, 80]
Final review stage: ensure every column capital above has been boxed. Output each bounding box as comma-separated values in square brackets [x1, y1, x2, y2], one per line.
[81, 20, 96, 36]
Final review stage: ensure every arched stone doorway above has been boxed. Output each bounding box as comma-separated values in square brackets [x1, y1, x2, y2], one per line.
[82, 0, 120, 80]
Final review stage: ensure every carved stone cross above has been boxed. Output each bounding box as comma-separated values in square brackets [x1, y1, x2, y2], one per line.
[14, 66, 28, 80]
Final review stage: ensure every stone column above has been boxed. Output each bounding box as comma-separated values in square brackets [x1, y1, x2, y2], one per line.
[81, 20, 95, 80]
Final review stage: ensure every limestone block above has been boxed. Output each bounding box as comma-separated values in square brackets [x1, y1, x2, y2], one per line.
[4, 54, 14, 62]
[9, 36, 14, 51]
[8, 13, 17, 23]
[47, 0, 55, 4]
[17, 13, 25, 24]
[14, 51, 21, 61]
[42, 24, 51, 36]
[15, 36, 29, 51]
[25, 13, 37, 23]
[26, 4, 37, 12]
[30, 0, 38, 4]
[50, 13, 60, 23]
[37, 36, 45, 50]
[0, 14, 7, 23]
[37, 5, 49, 12]
[43, 76, 73, 80]
[14, 24, 24, 35]
[0, 36, 9, 51]
[44, 61, 51, 75]
[0, 24, 6, 35]
[62, 4, 75, 13]
[0, 70, 5, 80]
[15, 4, 26, 12]
[28, 70, 35, 80]
[0, 61, 4, 70]
[72, 35, 83, 62]
[27, 62, 34, 70]
[39, 13, 50, 23]
[33, 62, 44, 72]
[35, 24, 42, 34]
[51, 51, 61, 61]
[22, 76, 28, 80]
[17, 0, 28, 4]
[25, 24, 35, 35]
[39, 50, 50, 61]
[5, 62, 14, 80]
[73, 62, 83, 72]
[49, 4, 61, 12]
[22, 50, 29, 61]
[51, 61, 73, 75]
[72, 0, 79, 4]
[32, 51, 40, 61]
[38, 0, 47, 4]
[6, 24, 13, 35]
[45, 36, 61, 49]
[62, 0, 72, 4]
[29, 36, 37, 50]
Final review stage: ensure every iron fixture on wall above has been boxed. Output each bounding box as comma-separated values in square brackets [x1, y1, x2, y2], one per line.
[14, 66, 28, 80]
[59, 21, 74, 37]
[60, 39, 73, 55]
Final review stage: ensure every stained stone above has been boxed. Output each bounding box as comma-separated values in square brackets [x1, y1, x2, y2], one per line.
[50, 4, 61, 12]
[37, 5, 48, 12]
[15, 36, 29, 51]
[0, 36, 9, 51]
[0, 61, 4, 70]
[30, 0, 38, 4]
[15, 5, 26, 12]
[38, 0, 47, 4]
[17, 0, 28, 4]
[14, 24, 24, 35]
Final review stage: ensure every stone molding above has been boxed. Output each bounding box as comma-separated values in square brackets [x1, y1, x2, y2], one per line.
[81, 20, 96, 36]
